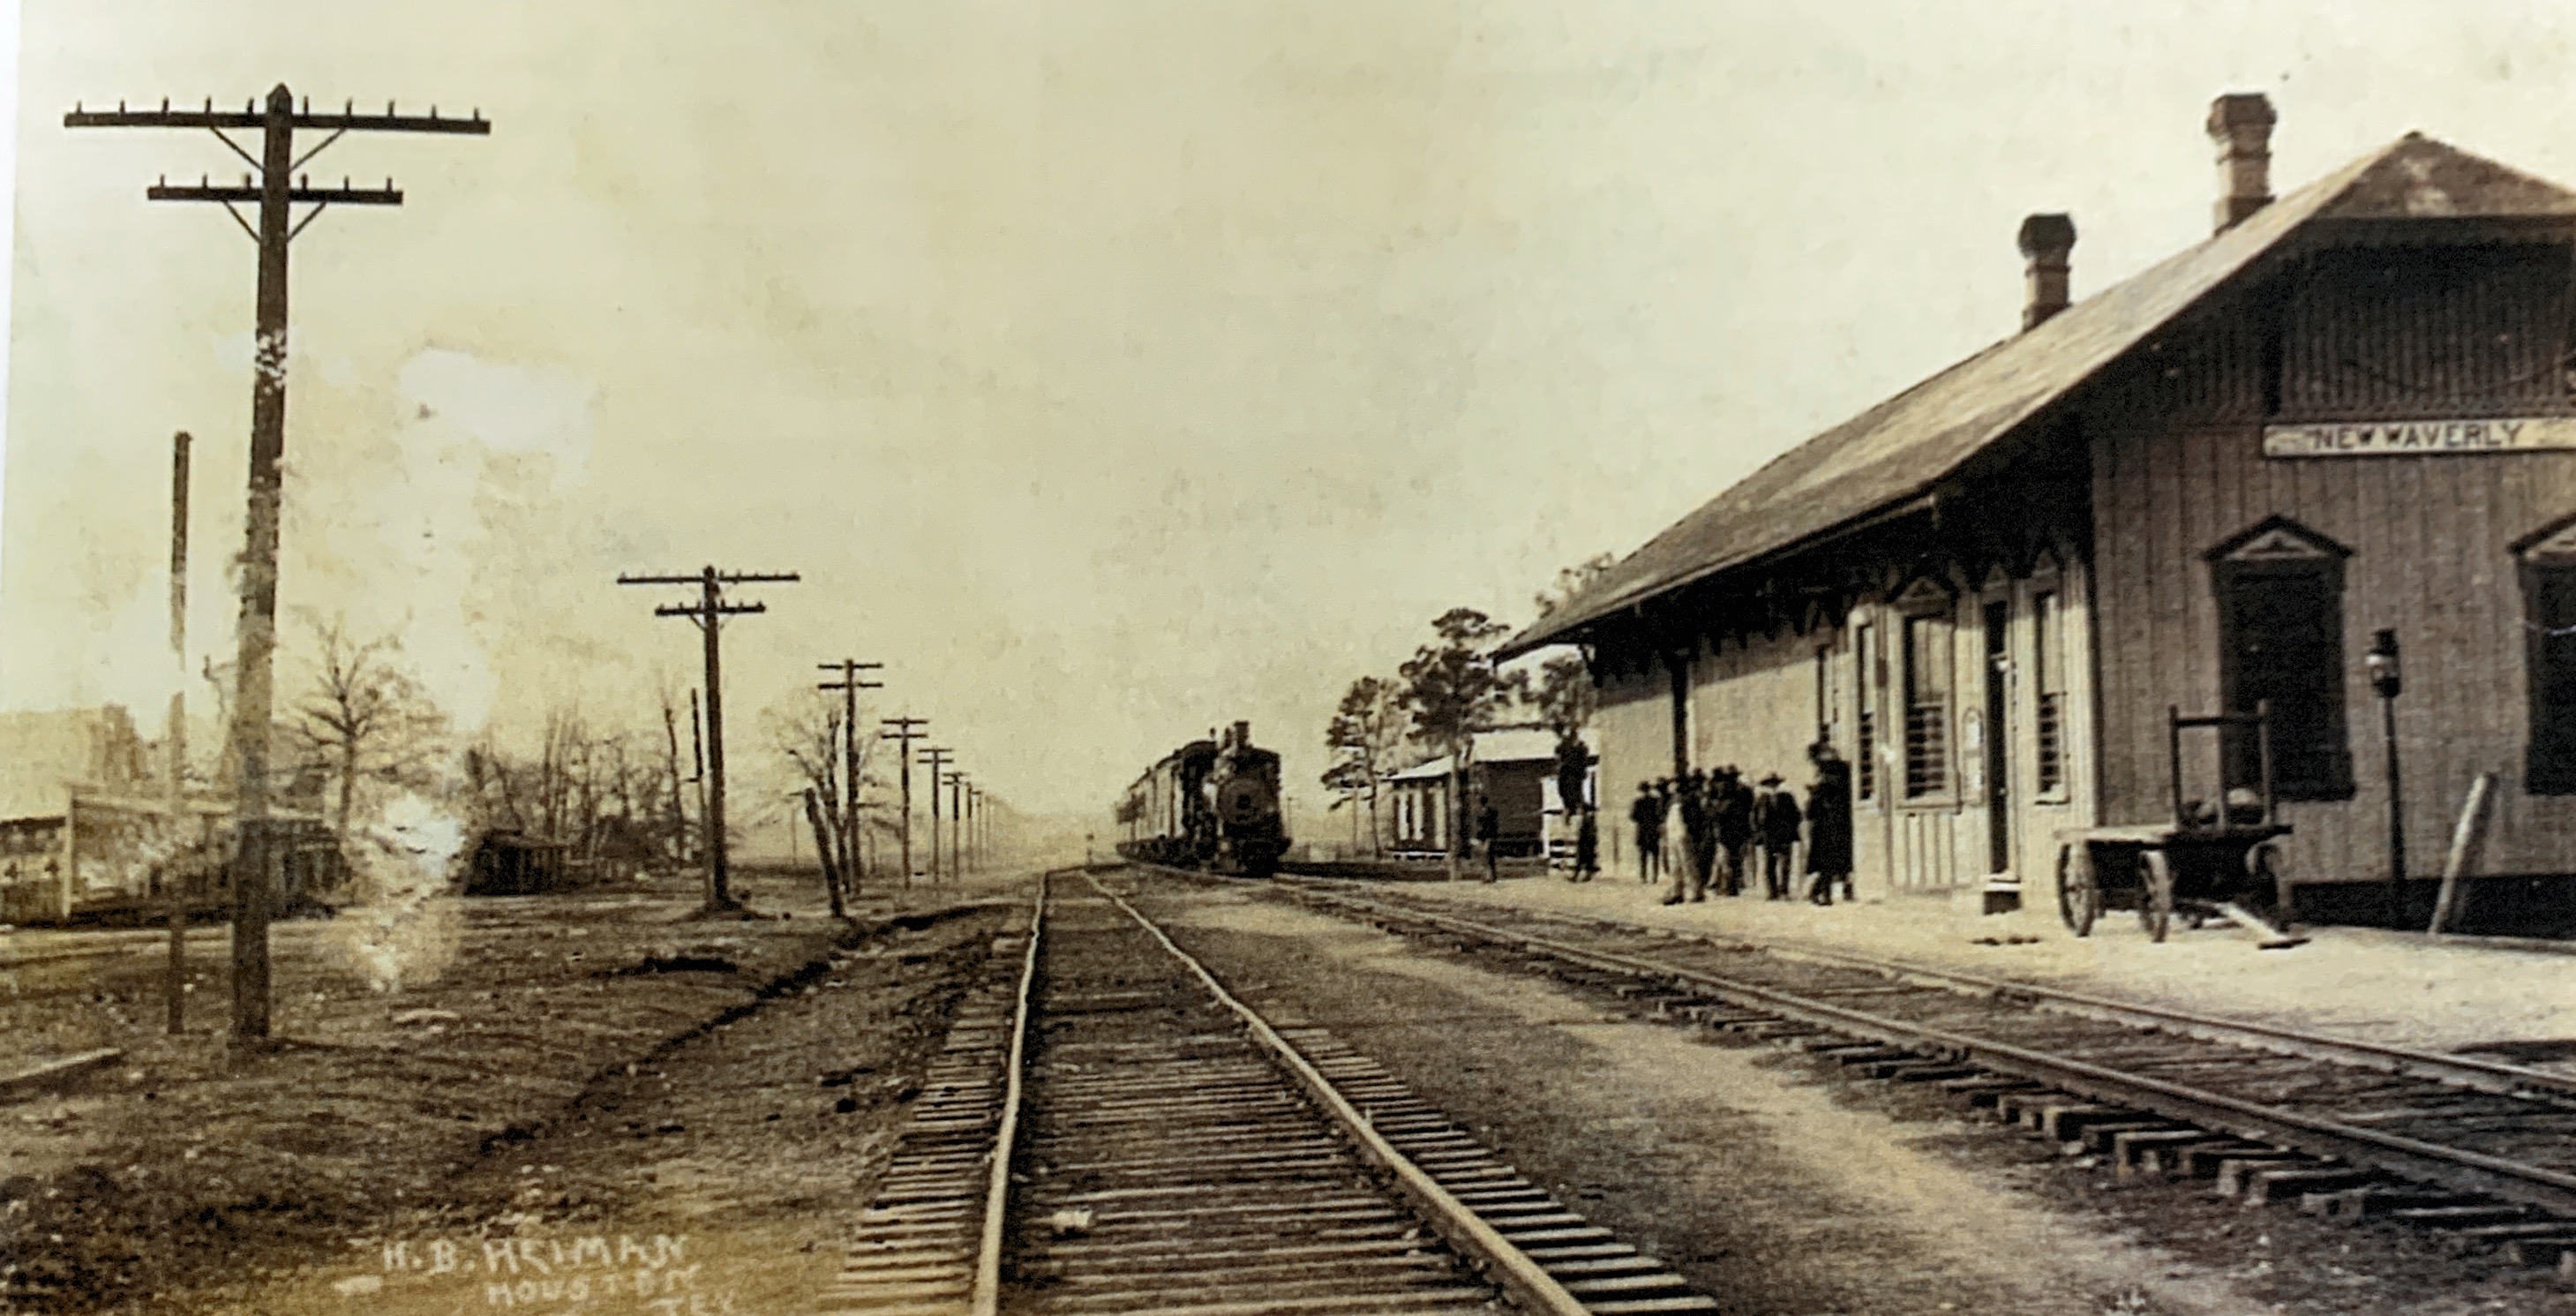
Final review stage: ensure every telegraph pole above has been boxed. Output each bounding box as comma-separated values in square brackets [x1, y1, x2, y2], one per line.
[619, 566, 799, 912]
[660, 698, 688, 865]
[70, 86, 491, 1042]
[919, 748, 953, 883]
[971, 786, 987, 873]
[817, 659, 882, 903]
[165, 432, 192, 1035]
[879, 717, 928, 884]
[945, 771, 967, 881]
[965, 786, 980, 874]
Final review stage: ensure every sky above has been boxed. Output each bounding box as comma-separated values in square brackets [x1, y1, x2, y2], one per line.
[7, 2, 2576, 824]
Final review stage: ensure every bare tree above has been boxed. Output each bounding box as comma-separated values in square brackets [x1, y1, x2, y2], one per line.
[767, 688, 850, 908]
[290, 617, 449, 834]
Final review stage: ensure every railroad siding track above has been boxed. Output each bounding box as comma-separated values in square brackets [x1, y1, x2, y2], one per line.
[1265, 881, 2576, 1282]
[816, 914, 1032, 1316]
[822, 872, 1718, 1314]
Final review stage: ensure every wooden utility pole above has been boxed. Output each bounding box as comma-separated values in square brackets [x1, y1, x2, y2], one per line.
[919, 748, 953, 883]
[817, 659, 883, 904]
[879, 717, 928, 884]
[618, 567, 799, 912]
[70, 86, 491, 1042]
[945, 771, 967, 880]
[965, 785, 980, 874]
[659, 697, 688, 865]
[165, 431, 192, 1035]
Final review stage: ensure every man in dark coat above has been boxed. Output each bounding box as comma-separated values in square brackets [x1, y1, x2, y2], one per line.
[1554, 735, 1589, 868]
[1629, 782, 1663, 884]
[1713, 766, 1754, 897]
[1573, 808, 1599, 882]
[1805, 741, 1855, 906]
[1754, 772, 1803, 899]
[1475, 796, 1501, 884]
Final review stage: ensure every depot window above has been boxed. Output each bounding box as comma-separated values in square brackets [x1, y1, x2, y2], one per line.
[1902, 613, 1953, 799]
[2208, 517, 2354, 801]
[2032, 590, 2067, 799]
[2516, 515, 2576, 793]
[2526, 565, 2576, 793]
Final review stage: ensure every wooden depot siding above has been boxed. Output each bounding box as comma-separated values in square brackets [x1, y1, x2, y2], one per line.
[1685, 628, 1829, 793]
[2086, 252, 2576, 887]
[1592, 663, 1668, 876]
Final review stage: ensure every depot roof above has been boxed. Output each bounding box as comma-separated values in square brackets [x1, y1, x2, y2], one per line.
[1501, 133, 2576, 658]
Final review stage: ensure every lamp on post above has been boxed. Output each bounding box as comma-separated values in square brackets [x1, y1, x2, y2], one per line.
[2365, 628, 2406, 921]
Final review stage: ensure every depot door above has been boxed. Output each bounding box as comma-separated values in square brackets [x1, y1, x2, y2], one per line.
[1983, 599, 2013, 874]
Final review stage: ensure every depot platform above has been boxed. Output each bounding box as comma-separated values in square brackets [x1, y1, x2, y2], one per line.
[1365, 872, 2576, 1068]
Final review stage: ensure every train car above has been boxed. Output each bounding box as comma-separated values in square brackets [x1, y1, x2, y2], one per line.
[1116, 721, 1288, 875]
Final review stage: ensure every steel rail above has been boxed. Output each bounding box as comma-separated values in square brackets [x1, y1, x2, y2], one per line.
[1322, 886, 2576, 1102]
[1283, 884, 2576, 1217]
[1086, 873, 1590, 1316]
[966, 870, 1046, 1316]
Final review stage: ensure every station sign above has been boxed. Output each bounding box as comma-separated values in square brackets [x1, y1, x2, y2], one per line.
[2262, 417, 2576, 458]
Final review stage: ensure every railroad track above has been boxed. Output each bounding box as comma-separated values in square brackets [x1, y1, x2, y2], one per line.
[1253, 877, 2576, 1277]
[816, 870, 1716, 1315]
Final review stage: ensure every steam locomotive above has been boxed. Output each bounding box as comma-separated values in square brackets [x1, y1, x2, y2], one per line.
[1115, 720, 1288, 876]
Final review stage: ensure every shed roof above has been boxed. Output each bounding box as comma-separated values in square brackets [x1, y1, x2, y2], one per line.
[1387, 727, 1595, 780]
[1502, 133, 2576, 658]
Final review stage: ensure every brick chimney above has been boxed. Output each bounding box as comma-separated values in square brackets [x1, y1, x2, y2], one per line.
[2016, 214, 2076, 331]
[2206, 92, 2277, 234]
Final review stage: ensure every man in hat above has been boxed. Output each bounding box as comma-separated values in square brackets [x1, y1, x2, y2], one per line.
[1805, 741, 1854, 906]
[1754, 772, 1802, 900]
[1629, 781, 1663, 884]
[1714, 766, 1754, 897]
[1475, 794, 1501, 884]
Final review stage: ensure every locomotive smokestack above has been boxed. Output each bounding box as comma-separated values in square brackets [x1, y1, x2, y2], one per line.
[1233, 720, 1250, 747]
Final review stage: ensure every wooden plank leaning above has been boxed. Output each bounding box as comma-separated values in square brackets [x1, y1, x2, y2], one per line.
[2429, 772, 2497, 939]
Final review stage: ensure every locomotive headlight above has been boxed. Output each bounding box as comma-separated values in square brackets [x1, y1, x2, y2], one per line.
[1218, 776, 1266, 824]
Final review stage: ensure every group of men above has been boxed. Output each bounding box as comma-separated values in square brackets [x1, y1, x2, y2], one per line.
[1627, 741, 1854, 906]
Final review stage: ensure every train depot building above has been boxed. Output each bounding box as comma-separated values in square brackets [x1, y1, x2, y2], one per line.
[1508, 94, 2576, 930]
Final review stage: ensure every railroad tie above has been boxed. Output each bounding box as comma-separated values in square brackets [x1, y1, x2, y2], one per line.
[2109, 1129, 2218, 1175]
[2433, 1218, 2576, 1254]
[2231, 1163, 2378, 1206]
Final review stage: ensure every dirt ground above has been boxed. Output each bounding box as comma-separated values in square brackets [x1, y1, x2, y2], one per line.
[1129, 877, 2576, 1316]
[0, 864, 1022, 1315]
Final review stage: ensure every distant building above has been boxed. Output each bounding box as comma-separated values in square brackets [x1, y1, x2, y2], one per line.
[1506, 94, 2576, 921]
[0, 706, 331, 923]
[1386, 727, 1596, 861]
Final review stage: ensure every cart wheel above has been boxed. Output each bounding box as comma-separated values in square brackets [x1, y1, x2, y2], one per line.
[2139, 849, 2174, 944]
[2055, 842, 2098, 937]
